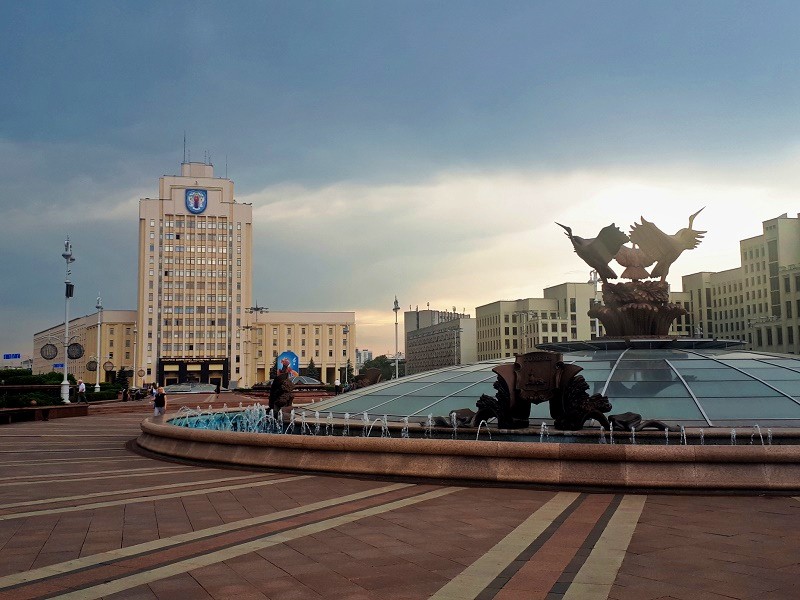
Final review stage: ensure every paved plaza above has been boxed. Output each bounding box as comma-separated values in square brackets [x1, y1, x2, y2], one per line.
[0, 397, 799, 599]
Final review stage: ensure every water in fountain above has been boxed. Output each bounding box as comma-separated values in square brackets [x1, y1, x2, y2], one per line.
[343, 413, 350, 437]
[314, 411, 321, 436]
[664, 429, 669, 445]
[362, 412, 370, 437]
[753, 424, 764, 445]
[366, 418, 381, 437]
[629, 426, 636, 445]
[539, 422, 548, 443]
[326, 412, 334, 436]
[679, 425, 687, 445]
[476, 420, 492, 441]
[768, 428, 773, 445]
[425, 414, 433, 438]
[450, 411, 458, 440]
[285, 409, 296, 435]
[599, 427, 607, 444]
[401, 416, 410, 439]
[730, 428, 737, 445]
[609, 422, 615, 445]
[382, 415, 390, 438]
[300, 411, 308, 435]
[700, 428, 705, 445]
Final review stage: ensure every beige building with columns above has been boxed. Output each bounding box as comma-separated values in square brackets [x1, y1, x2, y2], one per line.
[240, 311, 355, 386]
[33, 310, 137, 384]
[137, 161, 252, 388]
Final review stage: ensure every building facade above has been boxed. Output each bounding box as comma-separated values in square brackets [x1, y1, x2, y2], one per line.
[244, 311, 355, 386]
[137, 161, 253, 388]
[33, 310, 137, 384]
[355, 348, 373, 369]
[476, 283, 601, 360]
[683, 213, 800, 353]
[404, 309, 477, 375]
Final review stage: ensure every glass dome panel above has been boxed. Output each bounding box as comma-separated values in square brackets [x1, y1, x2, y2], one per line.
[698, 397, 800, 420]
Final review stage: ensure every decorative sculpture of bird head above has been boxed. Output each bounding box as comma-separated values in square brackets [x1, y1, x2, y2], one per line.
[556, 222, 629, 282]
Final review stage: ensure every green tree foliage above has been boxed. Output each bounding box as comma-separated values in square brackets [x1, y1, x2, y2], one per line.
[304, 358, 319, 380]
[115, 368, 129, 389]
[360, 355, 405, 381]
[345, 359, 354, 383]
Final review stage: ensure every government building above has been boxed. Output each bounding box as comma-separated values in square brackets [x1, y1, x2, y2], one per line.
[137, 161, 253, 388]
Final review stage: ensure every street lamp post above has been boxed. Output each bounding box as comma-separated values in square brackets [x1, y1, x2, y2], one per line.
[393, 296, 400, 379]
[61, 238, 75, 403]
[239, 325, 254, 388]
[343, 324, 350, 385]
[94, 295, 103, 392]
[132, 326, 138, 389]
[244, 303, 268, 385]
[452, 327, 463, 365]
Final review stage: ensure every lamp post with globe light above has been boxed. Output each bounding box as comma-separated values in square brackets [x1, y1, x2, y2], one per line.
[393, 296, 400, 379]
[60, 239, 75, 403]
[94, 295, 103, 392]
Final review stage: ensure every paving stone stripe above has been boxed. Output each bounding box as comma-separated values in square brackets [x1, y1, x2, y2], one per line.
[0, 456, 155, 466]
[0, 466, 192, 482]
[477, 494, 618, 600]
[0, 482, 416, 594]
[429, 492, 581, 600]
[0, 448, 125, 453]
[0, 472, 278, 510]
[41, 486, 463, 600]
[543, 495, 623, 599]
[562, 494, 647, 600]
[0, 474, 311, 521]
[0, 468, 202, 488]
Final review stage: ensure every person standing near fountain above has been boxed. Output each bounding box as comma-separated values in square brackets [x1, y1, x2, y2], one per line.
[154, 386, 167, 417]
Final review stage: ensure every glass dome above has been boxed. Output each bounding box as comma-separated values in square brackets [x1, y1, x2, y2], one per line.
[313, 347, 800, 427]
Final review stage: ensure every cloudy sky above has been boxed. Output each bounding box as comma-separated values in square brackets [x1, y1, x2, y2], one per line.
[2, 1, 800, 359]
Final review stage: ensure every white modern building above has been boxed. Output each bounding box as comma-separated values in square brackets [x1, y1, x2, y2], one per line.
[137, 161, 253, 388]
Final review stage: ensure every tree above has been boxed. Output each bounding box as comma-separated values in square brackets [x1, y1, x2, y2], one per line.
[345, 359, 354, 383]
[305, 358, 319, 380]
[360, 355, 405, 381]
[115, 368, 129, 389]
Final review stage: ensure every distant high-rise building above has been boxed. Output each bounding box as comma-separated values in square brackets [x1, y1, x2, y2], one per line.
[355, 348, 373, 369]
[137, 161, 252, 388]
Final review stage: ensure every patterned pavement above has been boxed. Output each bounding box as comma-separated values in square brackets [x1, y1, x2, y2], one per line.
[0, 403, 799, 599]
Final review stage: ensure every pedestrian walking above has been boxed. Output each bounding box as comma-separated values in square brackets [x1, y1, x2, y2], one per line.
[153, 386, 167, 417]
[77, 379, 87, 403]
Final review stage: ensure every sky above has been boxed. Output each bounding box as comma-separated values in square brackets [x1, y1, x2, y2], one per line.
[2, 1, 800, 360]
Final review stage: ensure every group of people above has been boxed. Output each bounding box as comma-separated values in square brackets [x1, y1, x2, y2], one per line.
[76, 378, 166, 417]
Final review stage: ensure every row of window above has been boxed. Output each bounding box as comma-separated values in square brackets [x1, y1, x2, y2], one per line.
[155, 219, 242, 230]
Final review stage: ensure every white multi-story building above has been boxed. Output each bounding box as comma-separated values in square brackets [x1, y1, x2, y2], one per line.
[137, 161, 253, 388]
[683, 213, 800, 353]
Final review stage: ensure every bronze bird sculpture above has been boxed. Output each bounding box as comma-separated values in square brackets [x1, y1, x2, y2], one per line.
[628, 208, 706, 281]
[556, 223, 629, 282]
[614, 243, 655, 280]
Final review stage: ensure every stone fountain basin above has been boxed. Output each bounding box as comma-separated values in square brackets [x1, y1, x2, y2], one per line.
[137, 415, 800, 492]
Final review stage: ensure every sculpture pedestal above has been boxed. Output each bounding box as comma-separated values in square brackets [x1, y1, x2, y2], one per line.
[589, 281, 687, 337]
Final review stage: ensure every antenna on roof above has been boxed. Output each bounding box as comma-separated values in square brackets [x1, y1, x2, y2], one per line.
[225, 154, 228, 179]
[183, 132, 186, 163]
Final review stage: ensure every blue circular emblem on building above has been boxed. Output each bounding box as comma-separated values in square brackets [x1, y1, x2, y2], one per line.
[185, 189, 208, 214]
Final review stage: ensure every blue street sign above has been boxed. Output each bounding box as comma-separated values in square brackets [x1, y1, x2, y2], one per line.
[3, 353, 21, 360]
[53, 363, 64, 369]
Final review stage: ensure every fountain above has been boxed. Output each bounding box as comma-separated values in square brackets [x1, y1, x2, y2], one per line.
[137, 209, 800, 492]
